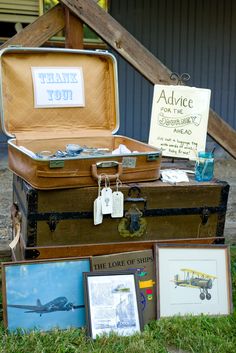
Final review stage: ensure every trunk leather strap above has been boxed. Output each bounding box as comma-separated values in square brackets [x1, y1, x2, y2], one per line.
[9, 203, 22, 250]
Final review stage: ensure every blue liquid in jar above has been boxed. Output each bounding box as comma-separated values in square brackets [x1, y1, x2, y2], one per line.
[195, 152, 214, 181]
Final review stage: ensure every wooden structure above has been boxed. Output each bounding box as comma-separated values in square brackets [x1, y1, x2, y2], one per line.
[0, 0, 236, 159]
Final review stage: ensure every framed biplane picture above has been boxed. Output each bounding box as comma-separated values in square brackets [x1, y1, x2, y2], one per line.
[155, 244, 233, 318]
[1, 257, 91, 332]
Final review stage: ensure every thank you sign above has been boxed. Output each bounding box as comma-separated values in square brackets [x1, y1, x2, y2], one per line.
[148, 85, 211, 159]
[31, 67, 85, 108]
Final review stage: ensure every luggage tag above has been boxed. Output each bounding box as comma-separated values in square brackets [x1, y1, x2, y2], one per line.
[101, 176, 113, 215]
[111, 178, 124, 218]
[94, 176, 103, 225]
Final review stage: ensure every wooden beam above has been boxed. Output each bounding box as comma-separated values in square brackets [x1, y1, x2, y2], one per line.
[60, 0, 236, 158]
[60, 0, 171, 84]
[64, 6, 84, 49]
[0, 4, 65, 49]
[208, 109, 236, 155]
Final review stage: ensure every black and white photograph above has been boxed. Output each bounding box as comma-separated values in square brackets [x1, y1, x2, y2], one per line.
[84, 271, 143, 338]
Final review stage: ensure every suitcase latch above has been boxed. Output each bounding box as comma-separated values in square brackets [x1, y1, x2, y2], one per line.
[201, 207, 210, 225]
[118, 186, 147, 238]
[47, 214, 59, 232]
[50, 160, 64, 168]
[118, 205, 147, 238]
[125, 205, 143, 233]
[147, 154, 158, 161]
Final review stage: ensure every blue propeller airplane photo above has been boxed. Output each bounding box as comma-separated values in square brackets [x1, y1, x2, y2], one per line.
[8, 296, 84, 316]
[173, 268, 217, 300]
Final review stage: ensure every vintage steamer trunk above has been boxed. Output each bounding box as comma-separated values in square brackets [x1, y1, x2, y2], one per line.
[0, 47, 161, 189]
[12, 174, 229, 260]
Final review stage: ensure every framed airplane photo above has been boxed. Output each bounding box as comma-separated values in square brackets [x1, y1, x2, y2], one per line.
[155, 244, 233, 318]
[1, 257, 91, 332]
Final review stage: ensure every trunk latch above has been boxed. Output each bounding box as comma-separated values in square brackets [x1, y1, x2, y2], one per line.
[201, 207, 210, 225]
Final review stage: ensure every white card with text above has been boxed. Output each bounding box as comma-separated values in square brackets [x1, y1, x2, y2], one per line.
[148, 85, 211, 160]
[31, 67, 85, 108]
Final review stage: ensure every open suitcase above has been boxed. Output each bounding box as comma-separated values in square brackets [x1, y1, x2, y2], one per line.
[0, 47, 161, 189]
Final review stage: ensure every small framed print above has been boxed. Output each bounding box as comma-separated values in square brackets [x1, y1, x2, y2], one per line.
[2, 257, 91, 332]
[155, 244, 233, 318]
[84, 271, 143, 338]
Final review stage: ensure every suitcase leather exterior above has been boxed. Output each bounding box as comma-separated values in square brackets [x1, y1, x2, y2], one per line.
[0, 47, 161, 189]
[12, 174, 229, 260]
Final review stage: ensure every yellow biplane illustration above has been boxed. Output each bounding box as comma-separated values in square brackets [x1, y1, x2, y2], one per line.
[173, 268, 217, 300]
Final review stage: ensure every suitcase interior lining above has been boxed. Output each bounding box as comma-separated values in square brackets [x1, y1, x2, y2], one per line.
[2, 51, 117, 136]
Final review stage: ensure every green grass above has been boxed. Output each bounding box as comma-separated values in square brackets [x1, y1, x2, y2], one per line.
[0, 248, 236, 353]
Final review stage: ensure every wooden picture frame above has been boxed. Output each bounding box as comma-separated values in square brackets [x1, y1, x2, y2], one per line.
[2, 257, 91, 332]
[83, 271, 143, 338]
[155, 244, 233, 318]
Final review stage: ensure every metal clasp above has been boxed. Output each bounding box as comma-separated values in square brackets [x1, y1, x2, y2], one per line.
[47, 214, 59, 232]
[201, 207, 210, 225]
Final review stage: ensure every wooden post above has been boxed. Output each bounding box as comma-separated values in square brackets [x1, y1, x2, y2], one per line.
[64, 7, 84, 49]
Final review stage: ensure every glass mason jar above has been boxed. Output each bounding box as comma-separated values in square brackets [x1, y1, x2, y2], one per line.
[195, 151, 214, 181]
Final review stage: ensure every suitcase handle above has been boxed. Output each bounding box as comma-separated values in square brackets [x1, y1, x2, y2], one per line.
[91, 161, 123, 181]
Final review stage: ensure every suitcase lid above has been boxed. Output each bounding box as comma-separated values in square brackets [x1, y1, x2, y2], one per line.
[0, 47, 119, 139]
